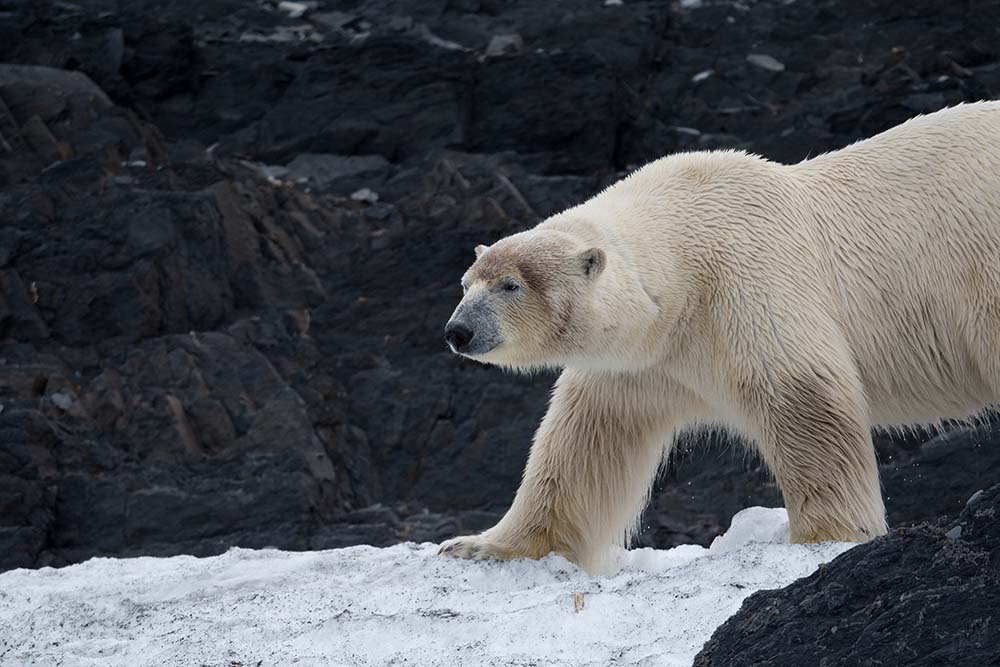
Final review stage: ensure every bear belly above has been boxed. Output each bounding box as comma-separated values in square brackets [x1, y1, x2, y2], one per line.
[847, 316, 994, 427]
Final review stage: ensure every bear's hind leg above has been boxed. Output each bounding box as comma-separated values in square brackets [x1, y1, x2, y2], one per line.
[439, 369, 700, 572]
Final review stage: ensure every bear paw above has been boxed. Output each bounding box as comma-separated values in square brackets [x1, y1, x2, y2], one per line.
[437, 534, 520, 562]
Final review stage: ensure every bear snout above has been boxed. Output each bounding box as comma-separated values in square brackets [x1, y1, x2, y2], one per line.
[445, 321, 475, 352]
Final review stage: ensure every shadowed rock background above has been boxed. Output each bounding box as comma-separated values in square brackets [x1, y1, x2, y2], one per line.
[1, 2, 999, 656]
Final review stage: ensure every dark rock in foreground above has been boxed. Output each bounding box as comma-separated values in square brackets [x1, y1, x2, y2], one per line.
[694, 484, 1000, 667]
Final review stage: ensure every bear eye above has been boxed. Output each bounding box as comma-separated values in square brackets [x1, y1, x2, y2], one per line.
[502, 281, 521, 293]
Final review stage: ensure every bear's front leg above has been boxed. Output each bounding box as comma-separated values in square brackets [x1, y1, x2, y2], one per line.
[749, 364, 887, 543]
[439, 369, 694, 572]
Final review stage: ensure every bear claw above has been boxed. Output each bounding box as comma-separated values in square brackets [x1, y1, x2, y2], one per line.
[438, 535, 508, 561]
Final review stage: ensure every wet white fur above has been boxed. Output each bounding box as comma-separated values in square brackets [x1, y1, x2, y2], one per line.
[440, 102, 1000, 573]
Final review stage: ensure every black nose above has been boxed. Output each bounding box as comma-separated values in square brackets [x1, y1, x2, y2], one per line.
[445, 321, 474, 351]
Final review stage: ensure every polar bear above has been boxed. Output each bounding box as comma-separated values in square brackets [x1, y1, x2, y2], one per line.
[439, 101, 1000, 573]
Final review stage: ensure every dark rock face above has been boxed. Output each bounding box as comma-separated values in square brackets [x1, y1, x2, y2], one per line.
[694, 484, 1000, 667]
[0, 0, 998, 576]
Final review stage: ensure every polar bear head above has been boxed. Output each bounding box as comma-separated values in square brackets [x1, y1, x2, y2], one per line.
[444, 228, 606, 371]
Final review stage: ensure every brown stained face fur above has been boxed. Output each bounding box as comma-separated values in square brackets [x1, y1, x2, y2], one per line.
[469, 244, 550, 298]
[454, 234, 589, 368]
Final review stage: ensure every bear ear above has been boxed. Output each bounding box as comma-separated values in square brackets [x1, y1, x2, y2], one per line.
[578, 248, 606, 278]
[474, 244, 489, 258]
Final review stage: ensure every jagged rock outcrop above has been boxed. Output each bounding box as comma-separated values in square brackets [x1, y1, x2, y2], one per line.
[695, 484, 1000, 667]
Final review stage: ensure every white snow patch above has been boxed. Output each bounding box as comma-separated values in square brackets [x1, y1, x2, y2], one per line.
[0, 507, 853, 667]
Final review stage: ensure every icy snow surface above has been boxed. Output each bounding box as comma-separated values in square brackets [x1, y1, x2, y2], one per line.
[0, 507, 853, 667]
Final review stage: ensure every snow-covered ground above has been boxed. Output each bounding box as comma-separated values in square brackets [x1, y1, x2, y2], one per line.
[0, 507, 853, 667]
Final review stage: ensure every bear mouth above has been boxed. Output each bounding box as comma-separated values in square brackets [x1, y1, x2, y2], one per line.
[449, 336, 500, 358]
